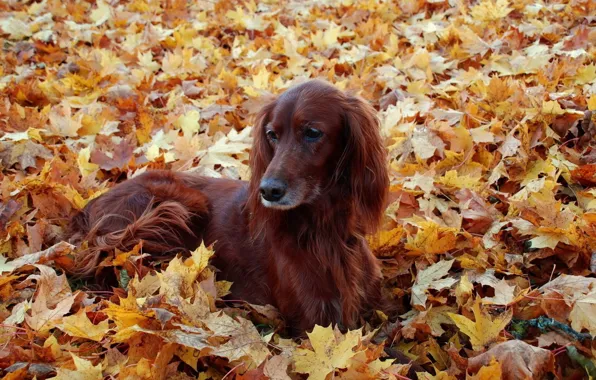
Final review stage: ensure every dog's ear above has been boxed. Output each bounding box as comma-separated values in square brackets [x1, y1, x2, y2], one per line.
[248, 99, 276, 208]
[342, 95, 389, 233]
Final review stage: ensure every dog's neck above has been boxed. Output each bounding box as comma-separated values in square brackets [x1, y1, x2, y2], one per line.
[249, 192, 364, 250]
[248, 193, 370, 329]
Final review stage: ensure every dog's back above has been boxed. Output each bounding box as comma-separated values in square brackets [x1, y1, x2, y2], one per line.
[67, 171, 210, 278]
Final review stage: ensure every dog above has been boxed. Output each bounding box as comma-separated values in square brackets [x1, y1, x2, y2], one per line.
[68, 80, 389, 333]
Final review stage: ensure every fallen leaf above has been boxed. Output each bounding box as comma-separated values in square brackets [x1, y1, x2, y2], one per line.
[448, 299, 512, 350]
[51, 353, 103, 380]
[90, 0, 111, 26]
[294, 325, 362, 380]
[411, 260, 456, 308]
[468, 340, 554, 380]
[263, 355, 291, 380]
[0, 140, 53, 169]
[26, 291, 75, 332]
[1, 241, 75, 273]
[60, 309, 110, 342]
[405, 221, 458, 256]
[468, 358, 502, 380]
[569, 291, 596, 336]
[205, 312, 270, 367]
[482, 279, 516, 306]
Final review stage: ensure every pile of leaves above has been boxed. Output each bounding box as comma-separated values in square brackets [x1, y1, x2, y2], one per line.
[1, 0, 595, 378]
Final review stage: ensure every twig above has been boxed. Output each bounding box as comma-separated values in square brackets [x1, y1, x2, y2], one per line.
[510, 316, 591, 341]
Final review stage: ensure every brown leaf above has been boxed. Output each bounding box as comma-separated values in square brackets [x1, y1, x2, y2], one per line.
[455, 189, 496, 234]
[540, 290, 571, 322]
[29, 264, 72, 308]
[536, 331, 573, 348]
[2, 242, 75, 273]
[468, 340, 554, 380]
[263, 355, 291, 380]
[0, 140, 53, 169]
[25, 290, 75, 331]
[90, 135, 135, 170]
[0, 200, 20, 230]
[205, 312, 270, 367]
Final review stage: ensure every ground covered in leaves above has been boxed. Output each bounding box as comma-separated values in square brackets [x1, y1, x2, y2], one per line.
[0, 0, 595, 379]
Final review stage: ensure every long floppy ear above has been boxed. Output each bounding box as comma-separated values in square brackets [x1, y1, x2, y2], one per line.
[342, 95, 389, 233]
[248, 99, 276, 211]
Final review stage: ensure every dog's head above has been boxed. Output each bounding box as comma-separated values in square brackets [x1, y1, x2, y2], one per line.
[248, 80, 388, 231]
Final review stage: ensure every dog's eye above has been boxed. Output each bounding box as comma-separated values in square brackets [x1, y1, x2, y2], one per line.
[266, 130, 278, 142]
[304, 128, 323, 141]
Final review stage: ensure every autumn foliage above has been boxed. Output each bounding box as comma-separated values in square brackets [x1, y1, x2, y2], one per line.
[1, 0, 596, 379]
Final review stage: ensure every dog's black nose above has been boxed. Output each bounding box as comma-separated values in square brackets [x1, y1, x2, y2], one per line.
[260, 178, 287, 202]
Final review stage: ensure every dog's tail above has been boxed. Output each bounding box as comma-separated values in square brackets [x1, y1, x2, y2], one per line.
[67, 171, 209, 278]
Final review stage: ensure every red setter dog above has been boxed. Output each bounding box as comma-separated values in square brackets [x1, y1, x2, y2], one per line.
[69, 80, 389, 333]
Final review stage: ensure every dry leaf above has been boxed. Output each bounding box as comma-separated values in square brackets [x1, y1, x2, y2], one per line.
[293, 325, 362, 380]
[411, 260, 456, 308]
[468, 340, 554, 380]
[60, 309, 109, 342]
[448, 300, 512, 350]
[263, 355, 291, 380]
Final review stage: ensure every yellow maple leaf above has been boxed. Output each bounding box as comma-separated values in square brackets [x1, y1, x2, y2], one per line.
[340, 350, 394, 379]
[520, 159, 556, 187]
[77, 147, 99, 178]
[448, 299, 512, 350]
[427, 338, 450, 371]
[189, 241, 214, 273]
[367, 226, 404, 256]
[405, 220, 458, 255]
[0, 18, 32, 39]
[53, 353, 103, 380]
[90, 0, 111, 26]
[162, 51, 183, 75]
[48, 102, 82, 137]
[403, 172, 435, 194]
[103, 292, 149, 330]
[588, 96, 596, 111]
[55, 184, 88, 210]
[528, 226, 577, 249]
[311, 24, 342, 50]
[216, 280, 233, 298]
[60, 309, 109, 342]
[541, 100, 566, 116]
[226, 6, 266, 31]
[158, 256, 200, 300]
[111, 248, 136, 267]
[44, 335, 61, 359]
[294, 325, 362, 380]
[575, 64, 596, 85]
[468, 358, 502, 380]
[436, 170, 482, 190]
[176, 109, 201, 137]
[469, 0, 512, 23]
[426, 306, 457, 336]
[252, 66, 270, 90]
[456, 274, 474, 306]
[137, 51, 160, 73]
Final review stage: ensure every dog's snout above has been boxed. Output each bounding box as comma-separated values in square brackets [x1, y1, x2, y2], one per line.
[260, 178, 287, 202]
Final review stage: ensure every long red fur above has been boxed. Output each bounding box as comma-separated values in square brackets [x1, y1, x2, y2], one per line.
[68, 80, 389, 333]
